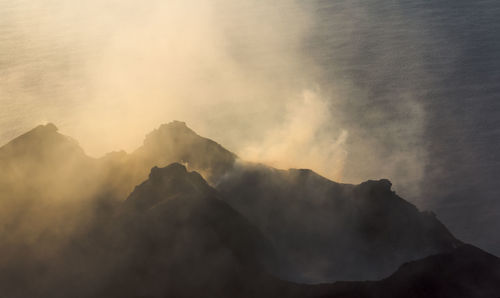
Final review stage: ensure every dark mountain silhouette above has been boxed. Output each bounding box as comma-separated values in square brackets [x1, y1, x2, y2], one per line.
[136, 121, 236, 180]
[97, 121, 463, 282]
[0, 124, 102, 265]
[217, 164, 462, 282]
[309, 244, 500, 298]
[0, 123, 96, 195]
[0, 122, 499, 297]
[82, 164, 285, 298]
[101, 121, 237, 198]
[0, 163, 284, 298]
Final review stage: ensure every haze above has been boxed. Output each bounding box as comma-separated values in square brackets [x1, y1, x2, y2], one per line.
[1, 0, 499, 255]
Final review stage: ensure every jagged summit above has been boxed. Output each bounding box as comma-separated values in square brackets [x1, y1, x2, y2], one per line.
[355, 179, 407, 206]
[0, 122, 90, 175]
[9, 123, 60, 144]
[133, 121, 237, 183]
[159, 120, 190, 131]
[0, 122, 84, 158]
[149, 162, 191, 180]
[34, 122, 58, 133]
[359, 178, 393, 191]
[143, 120, 195, 145]
[126, 163, 214, 210]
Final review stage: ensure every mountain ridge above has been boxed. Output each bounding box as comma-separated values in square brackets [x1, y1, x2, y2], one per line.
[0, 121, 499, 297]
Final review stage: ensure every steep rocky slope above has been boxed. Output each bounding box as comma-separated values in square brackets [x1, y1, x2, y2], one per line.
[217, 164, 461, 282]
[0, 122, 499, 297]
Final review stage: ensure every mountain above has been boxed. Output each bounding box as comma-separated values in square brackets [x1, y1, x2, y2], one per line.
[135, 121, 236, 181]
[101, 121, 237, 198]
[0, 122, 499, 297]
[217, 164, 462, 282]
[310, 244, 500, 298]
[0, 163, 281, 298]
[81, 163, 284, 298]
[94, 121, 465, 282]
[0, 124, 102, 263]
[0, 123, 96, 196]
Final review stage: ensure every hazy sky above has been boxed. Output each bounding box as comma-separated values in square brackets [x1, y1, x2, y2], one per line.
[1, 0, 499, 254]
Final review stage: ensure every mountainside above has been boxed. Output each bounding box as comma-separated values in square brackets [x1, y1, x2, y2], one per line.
[101, 121, 237, 198]
[310, 244, 500, 298]
[0, 124, 103, 262]
[0, 122, 499, 297]
[0, 123, 97, 196]
[217, 164, 461, 282]
[90, 164, 282, 298]
[0, 163, 284, 298]
[96, 121, 465, 282]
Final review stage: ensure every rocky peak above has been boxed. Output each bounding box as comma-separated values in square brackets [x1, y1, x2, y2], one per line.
[134, 122, 237, 183]
[0, 123, 86, 163]
[357, 179, 394, 195]
[126, 163, 215, 210]
[142, 121, 196, 147]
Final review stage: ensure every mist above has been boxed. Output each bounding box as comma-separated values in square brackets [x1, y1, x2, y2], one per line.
[0, 0, 313, 151]
[2, 2, 500, 295]
[0, 0, 415, 189]
[2, 0, 500, 257]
